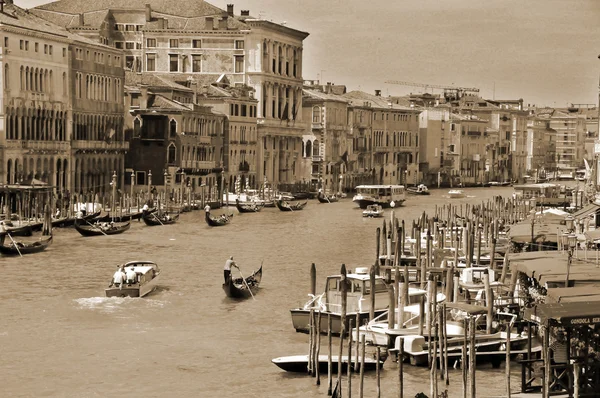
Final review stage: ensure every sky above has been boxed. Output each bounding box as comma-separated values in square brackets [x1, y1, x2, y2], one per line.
[18, 0, 600, 108]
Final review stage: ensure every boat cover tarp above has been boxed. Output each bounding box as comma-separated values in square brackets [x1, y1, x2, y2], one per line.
[508, 219, 567, 244]
[571, 203, 600, 219]
[524, 301, 600, 326]
[445, 302, 488, 315]
[584, 229, 600, 242]
[512, 253, 600, 284]
[546, 286, 600, 303]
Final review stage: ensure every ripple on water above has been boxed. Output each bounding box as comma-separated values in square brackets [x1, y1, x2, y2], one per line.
[74, 296, 166, 313]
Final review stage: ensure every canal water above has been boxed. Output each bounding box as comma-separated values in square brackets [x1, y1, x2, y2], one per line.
[1, 186, 521, 397]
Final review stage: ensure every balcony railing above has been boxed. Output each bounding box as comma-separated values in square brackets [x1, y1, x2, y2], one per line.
[5, 140, 71, 152]
[72, 140, 129, 150]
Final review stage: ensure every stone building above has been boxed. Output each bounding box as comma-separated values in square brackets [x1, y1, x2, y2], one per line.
[123, 73, 225, 200]
[447, 113, 489, 186]
[33, 1, 309, 188]
[526, 113, 556, 179]
[0, 1, 126, 195]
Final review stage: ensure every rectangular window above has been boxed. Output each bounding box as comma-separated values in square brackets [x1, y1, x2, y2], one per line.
[169, 54, 178, 72]
[25, 41, 29, 51]
[146, 38, 156, 48]
[126, 24, 135, 31]
[192, 39, 201, 48]
[192, 54, 202, 72]
[35, 43, 39, 52]
[3, 37, 7, 48]
[234, 55, 244, 73]
[169, 39, 179, 48]
[235, 40, 244, 49]
[135, 43, 141, 50]
[125, 56, 134, 70]
[49, 45, 53, 55]
[19, 40, 23, 50]
[125, 42, 135, 50]
[63, 48, 66, 57]
[115, 42, 124, 49]
[146, 53, 156, 72]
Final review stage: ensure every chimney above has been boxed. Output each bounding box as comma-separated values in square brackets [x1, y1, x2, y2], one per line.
[219, 15, 228, 29]
[157, 18, 166, 29]
[79, 13, 84, 26]
[375, 89, 381, 97]
[241, 10, 250, 16]
[140, 86, 148, 110]
[227, 4, 234, 17]
[145, 4, 152, 22]
[205, 16, 214, 30]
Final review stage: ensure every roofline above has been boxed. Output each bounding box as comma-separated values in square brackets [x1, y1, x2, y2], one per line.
[243, 19, 309, 40]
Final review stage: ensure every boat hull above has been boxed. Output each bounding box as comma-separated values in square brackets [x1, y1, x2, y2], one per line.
[290, 308, 387, 335]
[272, 355, 383, 373]
[105, 275, 160, 298]
[222, 266, 262, 299]
[353, 198, 405, 209]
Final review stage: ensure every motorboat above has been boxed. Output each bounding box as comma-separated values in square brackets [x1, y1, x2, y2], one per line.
[406, 184, 430, 195]
[448, 189, 466, 199]
[352, 185, 406, 209]
[362, 204, 384, 218]
[105, 260, 161, 298]
[290, 267, 389, 335]
[271, 354, 383, 373]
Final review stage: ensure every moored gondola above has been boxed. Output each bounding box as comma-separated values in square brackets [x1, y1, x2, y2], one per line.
[223, 265, 262, 299]
[204, 206, 233, 227]
[235, 199, 264, 213]
[94, 210, 147, 223]
[142, 211, 179, 226]
[317, 192, 339, 203]
[0, 234, 53, 256]
[275, 199, 307, 212]
[74, 219, 131, 237]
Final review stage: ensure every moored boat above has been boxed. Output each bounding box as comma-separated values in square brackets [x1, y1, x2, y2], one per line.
[275, 198, 307, 212]
[290, 267, 389, 335]
[362, 204, 384, 218]
[74, 219, 131, 237]
[105, 260, 161, 298]
[271, 354, 383, 373]
[222, 265, 262, 299]
[317, 192, 339, 203]
[352, 185, 406, 209]
[0, 234, 52, 256]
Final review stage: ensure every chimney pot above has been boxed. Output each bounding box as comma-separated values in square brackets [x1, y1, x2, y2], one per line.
[145, 4, 151, 22]
[375, 89, 381, 97]
[227, 4, 234, 17]
[79, 13, 84, 26]
[241, 10, 250, 16]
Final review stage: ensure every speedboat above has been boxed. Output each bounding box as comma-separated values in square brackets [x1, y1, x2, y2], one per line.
[105, 261, 161, 298]
[448, 189, 466, 199]
[406, 184, 430, 195]
[362, 204, 384, 218]
[290, 267, 389, 335]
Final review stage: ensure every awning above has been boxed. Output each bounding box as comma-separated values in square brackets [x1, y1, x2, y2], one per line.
[525, 301, 600, 326]
[546, 286, 600, 303]
[571, 203, 600, 219]
[584, 229, 600, 242]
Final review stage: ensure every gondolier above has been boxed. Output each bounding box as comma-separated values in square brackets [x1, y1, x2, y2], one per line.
[224, 256, 238, 283]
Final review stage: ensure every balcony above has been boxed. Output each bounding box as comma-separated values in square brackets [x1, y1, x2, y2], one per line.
[311, 122, 323, 130]
[240, 140, 248, 145]
[312, 155, 323, 162]
[239, 161, 250, 172]
[4, 140, 71, 153]
[72, 140, 129, 151]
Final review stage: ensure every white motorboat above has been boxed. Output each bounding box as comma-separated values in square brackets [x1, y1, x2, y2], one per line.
[406, 184, 430, 195]
[290, 267, 389, 335]
[448, 189, 466, 199]
[105, 260, 161, 298]
[362, 204, 384, 218]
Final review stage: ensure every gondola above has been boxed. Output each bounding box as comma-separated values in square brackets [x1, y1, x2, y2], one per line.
[94, 209, 148, 223]
[317, 193, 339, 203]
[223, 265, 262, 299]
[235, 199, 264, 213]
[0, 234, 53, 256]
[74, 219, 131, 237]
[275, 199, 308, 212]
[142, 211, 179, 226]
[204, 207, 233, 227]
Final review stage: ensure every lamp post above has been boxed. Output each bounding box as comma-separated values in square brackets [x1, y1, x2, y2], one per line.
[111, 170, 117, 221]
[163, 169, 169, 211]
[566, 215, 575, 234]
[179, 169, 186, 208]
[530, 209, 536, 251]
[130, 170, 135, 214]
[147, 170, 152, 198]
[564, 233, 577, 287]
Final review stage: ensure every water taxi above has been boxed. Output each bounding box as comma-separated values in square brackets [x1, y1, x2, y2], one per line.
[362, 204, 384, 218]
[406, 184, 430, 195]
[105, 261, 161, 298]
[352, 185, 406, 209]
[448, 189, 466, 199]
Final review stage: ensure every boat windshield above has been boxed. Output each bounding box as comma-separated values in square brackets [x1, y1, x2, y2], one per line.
[364, 279, 387, 294]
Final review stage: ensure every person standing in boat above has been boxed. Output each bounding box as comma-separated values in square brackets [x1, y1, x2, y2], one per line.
[224, 256, 238, 283]
[125, 267, 137, 285]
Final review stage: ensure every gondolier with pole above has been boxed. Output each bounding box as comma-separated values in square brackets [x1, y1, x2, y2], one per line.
[224, 256, 238, 283]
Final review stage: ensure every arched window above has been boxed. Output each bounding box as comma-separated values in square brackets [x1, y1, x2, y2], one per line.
[312, 106, 321, 123]
[313, 140, 319, 156]
[169, 119, 177, 137]
[167, 142, 176, 164]
[6, 159, 12, 184]
[305, 140, 312, 158]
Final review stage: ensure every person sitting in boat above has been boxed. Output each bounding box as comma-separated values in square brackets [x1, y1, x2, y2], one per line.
[110, 266, 126, 289]
[164, 213, 171, 221]
[125, 267, 137, 285]
[142, 203, 149, 213]
[224, 256, 238, 283]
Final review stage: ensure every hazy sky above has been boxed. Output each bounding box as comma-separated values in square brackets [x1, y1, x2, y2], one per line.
[18, 0, 600, 107]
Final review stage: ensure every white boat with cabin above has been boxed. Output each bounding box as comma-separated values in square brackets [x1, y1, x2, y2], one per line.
[352, 185, 406, 209]
[362, 204, 384, 218]
[448, 189, 466, 199]
[105, 261, 161, 298]
[290, 267, 389, 335]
